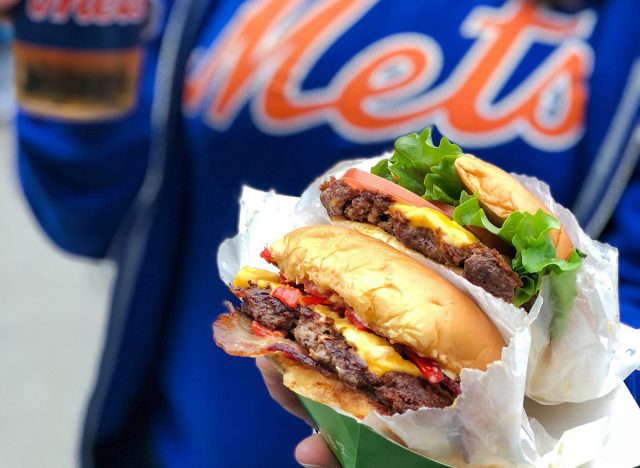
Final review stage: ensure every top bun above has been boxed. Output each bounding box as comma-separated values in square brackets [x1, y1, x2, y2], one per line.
[454, 154, 574, 260]
[270, 225, 504, 374]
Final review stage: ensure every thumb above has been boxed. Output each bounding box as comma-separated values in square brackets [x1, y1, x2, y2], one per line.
[295, 433, 340, 468]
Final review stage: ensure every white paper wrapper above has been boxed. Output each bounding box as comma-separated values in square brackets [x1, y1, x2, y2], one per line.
[512, 175, 640, 403]
[295, 156, 640, 404]
[216, 156, 640, 466]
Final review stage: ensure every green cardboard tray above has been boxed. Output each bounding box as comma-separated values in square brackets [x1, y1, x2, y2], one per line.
[299, 396, 452, 468]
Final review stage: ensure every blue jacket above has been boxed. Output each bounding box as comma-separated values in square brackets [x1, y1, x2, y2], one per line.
[16, 0, 640, 466]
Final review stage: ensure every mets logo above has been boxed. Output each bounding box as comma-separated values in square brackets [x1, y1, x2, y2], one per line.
[184, 0, 595, 150]
[26, 0, 148, 26]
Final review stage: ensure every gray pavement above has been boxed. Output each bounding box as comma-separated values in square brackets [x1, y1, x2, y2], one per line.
[0, 43, 113, 468]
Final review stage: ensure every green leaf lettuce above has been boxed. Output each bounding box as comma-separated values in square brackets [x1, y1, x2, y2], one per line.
[371, 127, 584, 339]
[371, 127, 464, 203]
[453, 192, 583, 308]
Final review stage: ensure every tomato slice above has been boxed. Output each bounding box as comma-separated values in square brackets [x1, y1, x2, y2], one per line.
[251, 320, 287, 338]
[342, 169, 513, 257]
[345, 308, 372, 332]
[260, 247, 273, 264]
[343, 168, 447, 213]
[405, 350, 444, 385]
[271, 285, 302, 308]
[300, 295, 329, 306]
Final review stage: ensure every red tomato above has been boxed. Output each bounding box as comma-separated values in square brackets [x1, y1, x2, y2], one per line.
[300, 295, 329, 306]
[342, 168, 448, 212]
[342, 169, 512, 256]
[271, 285, 302, 308]
[405, 350, 444, 385]
[345, 308, 372, 332]
[251, 321, 287, 338]
[260, 247, 273, 264]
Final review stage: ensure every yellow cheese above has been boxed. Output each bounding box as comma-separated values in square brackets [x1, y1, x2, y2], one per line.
[313, 306, 421, 378]
[232, 266, 281, 289]
[390, 203, 479, 248]
[233, 270, 424, 379]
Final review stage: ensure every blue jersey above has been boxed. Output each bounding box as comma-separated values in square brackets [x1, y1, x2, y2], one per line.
[17, 0, 640, 466]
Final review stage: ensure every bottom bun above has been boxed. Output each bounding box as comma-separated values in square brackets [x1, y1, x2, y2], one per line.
[272, 354, 386, 419]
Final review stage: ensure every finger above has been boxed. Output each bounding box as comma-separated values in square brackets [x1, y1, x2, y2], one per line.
[255, 357, 315, 426]
[295, 433, 340, 468]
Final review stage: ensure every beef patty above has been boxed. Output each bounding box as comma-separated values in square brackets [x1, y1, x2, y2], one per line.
[233, 285, 456, 413]
[319, 178, 522, 303]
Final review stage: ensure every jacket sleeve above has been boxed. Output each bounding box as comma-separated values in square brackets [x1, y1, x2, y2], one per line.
[16, 45, 158, 259]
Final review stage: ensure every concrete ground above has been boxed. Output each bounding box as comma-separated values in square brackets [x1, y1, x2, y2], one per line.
[0, 39, 114, 468]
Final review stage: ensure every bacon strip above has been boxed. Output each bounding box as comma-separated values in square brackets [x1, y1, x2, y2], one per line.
[213, 302, 328, 374]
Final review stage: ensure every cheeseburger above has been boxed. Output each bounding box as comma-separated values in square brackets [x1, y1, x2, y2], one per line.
[214, 225, 504, 417]
[320, 127, 583, 307]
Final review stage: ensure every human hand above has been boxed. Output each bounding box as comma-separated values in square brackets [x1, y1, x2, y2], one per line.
[256, 357, 340, 468]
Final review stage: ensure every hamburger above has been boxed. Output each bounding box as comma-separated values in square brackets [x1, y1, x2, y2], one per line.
[214, 225, 504, 417]
[319, 127, 583, 308]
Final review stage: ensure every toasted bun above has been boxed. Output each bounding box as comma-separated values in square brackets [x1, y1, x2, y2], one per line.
[270, 225, 504, 374]
[334, 220, 465, 275]
[454, 154, 574, 260]
[272, 354, 385, 419]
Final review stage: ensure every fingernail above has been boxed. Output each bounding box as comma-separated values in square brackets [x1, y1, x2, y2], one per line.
[300, 465, 324, 468]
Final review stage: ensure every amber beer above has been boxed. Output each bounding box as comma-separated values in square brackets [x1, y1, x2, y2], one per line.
[13, 0, 148, 121]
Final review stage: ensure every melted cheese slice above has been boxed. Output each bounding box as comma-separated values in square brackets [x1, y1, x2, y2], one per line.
[232, 266, 281, 289]
[313, 306, 421, 378]
[390, 203, 478, 248]
[233, 267, 423, 378]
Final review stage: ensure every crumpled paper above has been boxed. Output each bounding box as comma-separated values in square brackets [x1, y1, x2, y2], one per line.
[294, 155, 640, 404]
[216, 156, 640, 466]
[516, 174, 638, 403]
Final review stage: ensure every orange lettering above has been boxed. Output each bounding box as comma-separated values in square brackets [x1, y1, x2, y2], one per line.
[333, 40, 434, 130]
[259, 0, 375, 122]
[27, 0, 53, 21]
[441, 0, 592, 143]
[184, 0, 296, 118]
[184, 0, 375, 126]
[76, 0, 95, 23]
[52, 0, 75, 22]
[183, 0, 594, 150]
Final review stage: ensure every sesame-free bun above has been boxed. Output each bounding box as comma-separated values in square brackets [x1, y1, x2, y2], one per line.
[454, 154, 574, 260]
[270, 225, 504, 374]
[333, 220, 465, 276]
